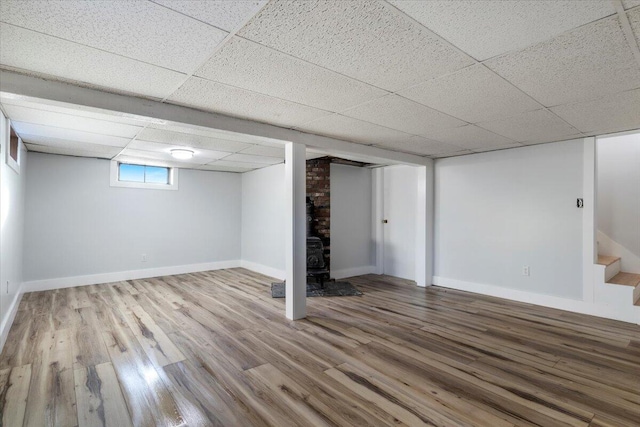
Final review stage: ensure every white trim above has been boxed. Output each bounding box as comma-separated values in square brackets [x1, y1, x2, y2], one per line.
[109, 160, 179, 191]
[582, 137, 597, 302]
[240, 260, 285, 281]
[372, 168, 384, 275]
[0, 285, 24, 353]
[22, 260, 240, 293]
[4, 119, 21, 174]
[332, 266, 377, 280]
[434, 276, 640, 324]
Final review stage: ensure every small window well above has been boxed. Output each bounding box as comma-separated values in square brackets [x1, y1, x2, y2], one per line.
[110, 161, 178, 190]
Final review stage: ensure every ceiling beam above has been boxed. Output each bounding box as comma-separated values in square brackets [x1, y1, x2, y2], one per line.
[0, 70, 431, 166]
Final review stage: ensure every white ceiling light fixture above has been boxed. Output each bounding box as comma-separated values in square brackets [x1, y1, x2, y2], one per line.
[170, 148, 194, 160]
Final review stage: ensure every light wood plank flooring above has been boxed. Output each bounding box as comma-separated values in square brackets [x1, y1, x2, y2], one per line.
[1, 269, 639, 426]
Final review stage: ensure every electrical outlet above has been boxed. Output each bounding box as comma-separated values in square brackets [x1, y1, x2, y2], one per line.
[141, 254, 147, 262]
[523, 266, 530, 276]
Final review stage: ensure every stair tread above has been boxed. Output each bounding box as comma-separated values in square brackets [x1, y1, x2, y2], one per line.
[607, 272, 640, 287]
[597, 255, 621, 266]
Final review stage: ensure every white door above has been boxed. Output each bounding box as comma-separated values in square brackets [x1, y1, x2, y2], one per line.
[382, 166, 417, 280]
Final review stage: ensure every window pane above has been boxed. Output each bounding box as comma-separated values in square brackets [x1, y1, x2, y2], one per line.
[119, 163, 145, 182]
[145, 166, 169, 184]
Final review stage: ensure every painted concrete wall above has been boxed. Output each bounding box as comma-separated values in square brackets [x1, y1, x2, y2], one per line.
[23, 153, 242, 281]
[435, 140, 584, 300]
[241, 163, 286, 278]
[0, 112, 27, 347]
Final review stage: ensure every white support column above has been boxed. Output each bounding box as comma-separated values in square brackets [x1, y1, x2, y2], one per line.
[285, 142, 307, 320]
[582, 137, 597, 303]
[415, 162, 435, 287]
[372, 167, 385, 275]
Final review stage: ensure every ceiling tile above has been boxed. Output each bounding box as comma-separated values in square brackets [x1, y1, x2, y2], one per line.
[0, 0, 228, 73]
[168, 77, 330, 128]
[296, 114, 412, 146]
[342, 95, 465, 136]
[221, 153, 282, 164]
[471, 143, 524, 153]
[113, 155, 185, 169]
[149, 122, 285, 147]
[398, 65, 542, 123]
[137, 126, 252, 152]
[0, 24, 187, 99]
[197, 164, 256, 173]
[373, 136, 464, 156]
[26, 143, 118, 159]
[22, 138, 121, 154]
[485, 16, 640, 106]
[477, 109, 581, 143]
[0, 96, 156, 127]
[629, 8, 640, 44]
[208, 160, 270, 169]
[239, 145, 285, 158]
[2, 104, 142, 138]
[432, 150, 474, 159]
[426, 124, 515, 150]
[238, 0, 474, 91]
[118, 148, 211, 165]
[623, 0, 640, 9]
[389, 0, 615, 61]
[152, 0, 266, 31]
[195, 37, 388, 111]
[127, 140, 229, 160]
[550, 88, 640, 134]
[11, 122, 132, 147]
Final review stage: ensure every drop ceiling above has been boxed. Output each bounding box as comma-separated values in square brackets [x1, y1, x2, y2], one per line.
[0, 0, 639, 168]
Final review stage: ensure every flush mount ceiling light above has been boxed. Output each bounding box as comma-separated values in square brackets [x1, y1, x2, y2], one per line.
[170, 149, 194, 160]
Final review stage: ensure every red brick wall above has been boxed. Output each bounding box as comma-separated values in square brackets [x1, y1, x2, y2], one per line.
[306, 157, 331, 269]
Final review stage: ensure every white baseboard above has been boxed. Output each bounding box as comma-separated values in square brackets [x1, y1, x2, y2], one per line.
[434, 276, 640, 324]
[332, 265, 377, 280]
[22, 260, 241, 293]
[0, 285, 24, 353]
[240, 260, 285, 280]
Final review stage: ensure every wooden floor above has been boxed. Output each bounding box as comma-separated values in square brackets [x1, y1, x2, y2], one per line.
[1, 269, 639, 426]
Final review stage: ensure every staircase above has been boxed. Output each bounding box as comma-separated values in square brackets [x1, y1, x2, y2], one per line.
[597, 255, 640, 307]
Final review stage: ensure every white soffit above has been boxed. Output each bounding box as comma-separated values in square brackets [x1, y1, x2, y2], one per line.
[22, 138, 122, 155]
[0, 0, 228, 73]
[425, 124, 516, 150]
[237, 0, 474, 91]
[388, 0, 615, 61]
[11, 122, 132, 148]
[397, 64, 542, 123]
[1, 104, 142, 139]
[477, 109, 582, 144]
[25, 143, 120, 159]
[151, 0, 268, 32]
[342, 94, 465, 136]
[295, 114, 413, 146]
[126, 140, 230, 161]
[0, 24, 187, 99]
[485, 16, 640, 106]
[136, 127, 253, 153]
[550, 88, 640, 134]
[168, 77, 331, 128]
[195, 37, 388, 111]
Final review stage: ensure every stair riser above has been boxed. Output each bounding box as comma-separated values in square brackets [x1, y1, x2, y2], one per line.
[605, 260, 621, 282]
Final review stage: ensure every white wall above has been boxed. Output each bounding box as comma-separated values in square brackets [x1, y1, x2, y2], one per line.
[0, 112, 27, 348]
[597, 133, 640, 269]
[241, 164, 286, 279]
[330, 163, 374, 278]
[435, 140, 584, 300]
[383, 165, 418, 281]
[23, 153, 241, 283]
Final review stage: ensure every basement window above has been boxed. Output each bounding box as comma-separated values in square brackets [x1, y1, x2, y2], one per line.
[110, 160, 179, 190]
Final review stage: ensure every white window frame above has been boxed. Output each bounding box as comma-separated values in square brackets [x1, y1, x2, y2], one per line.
[110, 160, 179, 190]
